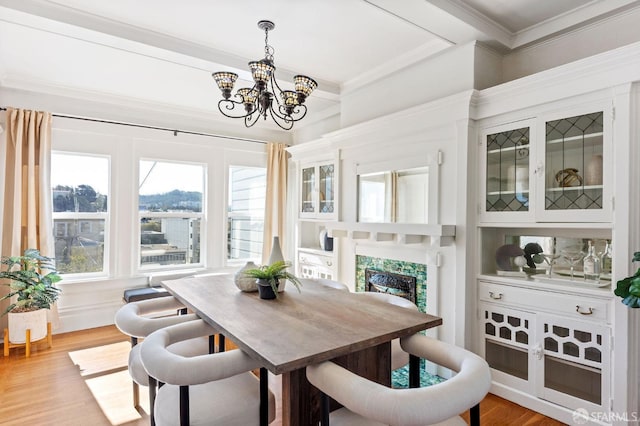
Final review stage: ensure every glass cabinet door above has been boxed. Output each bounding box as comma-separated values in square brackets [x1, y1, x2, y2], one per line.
[318, 164, 334, 214]
[543, 111, 604, 213]
[484, 125, 531, 214]
[301, 166, 315, 214]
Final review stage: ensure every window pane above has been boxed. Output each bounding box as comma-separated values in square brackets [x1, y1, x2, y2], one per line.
[139, 161, 203, 212]
[53, 219, 105, 274]
[139, 160, 204, 268]
[140, 217, 201, 266]
[51, 153, 109, 275]
[228, 167, 266, 261]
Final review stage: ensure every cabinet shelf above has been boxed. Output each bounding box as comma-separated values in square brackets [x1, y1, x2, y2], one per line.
[487, 190, 529, 196]
[487, 145, 531, 156]
[546, 132, 602, 146]
[545, 185, 602, 193]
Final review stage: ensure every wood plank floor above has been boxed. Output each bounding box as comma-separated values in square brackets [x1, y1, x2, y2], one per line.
[0, 325, 566, 425]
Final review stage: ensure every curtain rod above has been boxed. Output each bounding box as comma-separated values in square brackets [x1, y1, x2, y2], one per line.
[0, 107, 269, 145]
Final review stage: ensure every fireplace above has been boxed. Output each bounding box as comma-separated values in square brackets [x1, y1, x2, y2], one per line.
[356, 255, 426, 313]
[365, 268, 417, 305]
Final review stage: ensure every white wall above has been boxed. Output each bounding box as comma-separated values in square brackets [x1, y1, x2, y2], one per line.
[502, 6, 640, 83]
[339, 42, 484, 128]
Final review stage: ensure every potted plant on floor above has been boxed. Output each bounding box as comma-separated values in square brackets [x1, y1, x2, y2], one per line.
[1, 248, 62, 356]
[242, 260, 302, 300]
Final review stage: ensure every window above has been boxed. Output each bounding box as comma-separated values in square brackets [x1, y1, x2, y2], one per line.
[139, 160, 205, 269]
[51, 153, 109, 275]
[228, 166, 266, 262]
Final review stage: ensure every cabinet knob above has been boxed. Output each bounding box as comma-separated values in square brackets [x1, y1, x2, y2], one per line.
[326, 261, 332, 266]
[489, 291, 503, 300]
[532, 344, 543, 360]
[534, 161, 544, 175]
[576, 305, 594, 315]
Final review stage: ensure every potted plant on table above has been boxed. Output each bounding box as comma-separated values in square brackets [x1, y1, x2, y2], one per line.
[1, 248, 62, 355]
[614, 251, 640, 308]
[242, 260, 302, 300]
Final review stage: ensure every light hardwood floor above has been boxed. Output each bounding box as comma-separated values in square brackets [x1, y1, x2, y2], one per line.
[0, 325, 565, 425]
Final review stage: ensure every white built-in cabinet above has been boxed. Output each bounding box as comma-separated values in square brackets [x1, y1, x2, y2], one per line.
[299, 159, 337, 220]
[292, 152, 339, 279]
[479, 281, 611, 414]
[476, 94, 618, 423]
[479, 103, 612, 223]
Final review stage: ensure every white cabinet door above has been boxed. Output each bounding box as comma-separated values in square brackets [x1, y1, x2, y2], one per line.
[534, 105, 613, 223]
[479, 119, 536, 223]
[299, 161, 337, 219]
[535, 313, 610, 413]
[480, 302, 536, 394]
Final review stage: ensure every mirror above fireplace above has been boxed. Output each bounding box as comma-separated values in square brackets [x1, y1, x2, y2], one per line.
[358, 166, 430, 223]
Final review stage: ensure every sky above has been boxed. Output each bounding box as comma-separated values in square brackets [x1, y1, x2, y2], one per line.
[51, 154, 204, 195]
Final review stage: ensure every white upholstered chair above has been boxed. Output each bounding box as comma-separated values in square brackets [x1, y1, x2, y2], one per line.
[355, 292, 419, 371]
[310, 278, 350, 292]
[114, 296, 212, 424]
[140, 318, 276, 426]
[306, 333, 491, 426]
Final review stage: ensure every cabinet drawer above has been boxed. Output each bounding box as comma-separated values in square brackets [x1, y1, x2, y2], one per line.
[298, 251, 334, 269]
[479, 282, 610, 322]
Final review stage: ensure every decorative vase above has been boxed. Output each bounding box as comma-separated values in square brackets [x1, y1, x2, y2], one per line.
[267, 236, 286, 292]
[256, 279, 277, 300]
[234, 261, 259, 292]
[8, 309, 48, 344]
[585, 154, 603, 185]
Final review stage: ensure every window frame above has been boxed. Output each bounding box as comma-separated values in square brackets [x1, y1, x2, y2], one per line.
[51, 151, 111, 280]
[137, 158, 207, 273]
[227, 164, 267, 265]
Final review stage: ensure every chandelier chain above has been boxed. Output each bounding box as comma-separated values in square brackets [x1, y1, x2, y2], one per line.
[264, 27, 274, 62]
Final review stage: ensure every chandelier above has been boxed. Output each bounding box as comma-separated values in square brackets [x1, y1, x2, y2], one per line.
[211, 20, 318, 130]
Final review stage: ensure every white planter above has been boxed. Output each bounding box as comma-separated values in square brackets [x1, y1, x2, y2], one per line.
[7, 309, 48, 344]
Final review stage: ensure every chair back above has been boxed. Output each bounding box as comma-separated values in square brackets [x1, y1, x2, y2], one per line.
[307, 334, 491, 426]
[115, 296, 198, 338]
[140, 319, 262, 386]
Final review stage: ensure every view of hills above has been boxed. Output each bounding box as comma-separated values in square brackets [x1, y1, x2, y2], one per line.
[139, 189, 202, 212]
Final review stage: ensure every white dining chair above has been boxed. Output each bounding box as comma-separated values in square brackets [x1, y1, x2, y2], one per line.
[310, 278, 350, 292]
[355, 292, 419, 371]
[114, 296, 213, 424]
[306, 333, 491, 426]
[140, 318, 276, 426]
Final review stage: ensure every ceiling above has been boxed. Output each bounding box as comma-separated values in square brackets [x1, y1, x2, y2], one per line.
[1, 0, 639, 134]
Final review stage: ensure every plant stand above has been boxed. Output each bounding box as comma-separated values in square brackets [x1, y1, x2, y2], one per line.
[3, 322, 52, 357]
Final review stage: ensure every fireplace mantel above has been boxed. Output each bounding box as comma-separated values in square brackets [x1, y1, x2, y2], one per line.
[326, 222, 455, 247]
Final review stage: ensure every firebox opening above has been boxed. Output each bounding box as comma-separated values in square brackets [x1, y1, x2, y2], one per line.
[365, 268, 417, 305]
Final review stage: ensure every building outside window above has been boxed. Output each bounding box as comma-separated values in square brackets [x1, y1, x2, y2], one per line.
[228, 166, 266, 262]
[51, 153, 109, 275]
[139, 160, 205, 269]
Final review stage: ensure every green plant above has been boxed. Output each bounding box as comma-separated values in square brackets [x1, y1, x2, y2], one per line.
[0, 248, 62, 315]
[614, 251, 640, 308]
[243, 260, 302, 297]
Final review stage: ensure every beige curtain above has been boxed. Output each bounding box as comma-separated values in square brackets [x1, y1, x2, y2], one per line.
[262, 142, 288, 264]
[1, 108, 56, 331]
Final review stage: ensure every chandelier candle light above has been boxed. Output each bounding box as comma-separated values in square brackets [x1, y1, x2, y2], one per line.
[212, 20, 318, 130]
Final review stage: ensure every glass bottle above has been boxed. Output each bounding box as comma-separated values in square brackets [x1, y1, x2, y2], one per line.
[583, 240, 600, 282]
[600, 240, 613, 276]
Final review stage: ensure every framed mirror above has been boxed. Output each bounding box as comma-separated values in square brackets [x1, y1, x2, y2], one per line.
[356, 154, 439, 224]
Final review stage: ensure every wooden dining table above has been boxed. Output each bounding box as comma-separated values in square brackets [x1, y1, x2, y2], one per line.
[161, 274, 442, 426]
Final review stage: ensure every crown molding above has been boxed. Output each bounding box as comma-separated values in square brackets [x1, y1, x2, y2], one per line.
[474, 40, 640, 119]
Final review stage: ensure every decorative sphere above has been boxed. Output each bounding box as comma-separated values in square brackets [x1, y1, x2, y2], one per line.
[513, 256, 526, 267]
